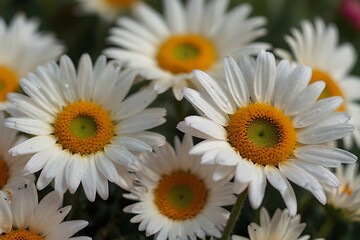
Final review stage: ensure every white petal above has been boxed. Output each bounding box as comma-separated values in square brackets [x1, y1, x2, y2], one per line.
[183, 88, 229, 126]
[248, 165, 266, 209]
[294, 145, 357, 167]
[297, 124, 354, 144]
[285, 81, 325, 116]
[183, 116, 227, 140]
[194, 70, 235, 114]
[164, 0, 185, 33]
[293, 97, 344, 128]
[81, 157, 97, 202]
[265, 166, 297, 215]
[65, 155, 86, 194]
[254, 51, 276, 102]
[5, 118, 53, 135]
[9, 136, 56, 156]
[224, 56, 250, 107]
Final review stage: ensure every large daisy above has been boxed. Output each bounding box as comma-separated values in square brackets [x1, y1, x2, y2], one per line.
[123, 134, 236, 239]
[75, 0, 140, 22]
[275, 18, 360, 149]
[0, 14, 64, 106]
[325, 163, 360, 222]
[104, 0, 269, 100]
[178, 51, 357, 216]
[0, 111, 34, 196]
[0, 182, 90, 239]
[232, 208, 315, 240]
[4, 54, 166, 201]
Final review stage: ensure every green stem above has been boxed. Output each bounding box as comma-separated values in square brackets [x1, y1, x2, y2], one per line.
[220, 190, 248, 240]
[316, 216, 335, 238]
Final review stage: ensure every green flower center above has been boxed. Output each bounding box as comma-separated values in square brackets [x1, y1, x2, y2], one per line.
[70, 116, 97, 139]
[247, 119, 279, 147]
[173, 43, 200, 61]
[168, 185, 194, 209]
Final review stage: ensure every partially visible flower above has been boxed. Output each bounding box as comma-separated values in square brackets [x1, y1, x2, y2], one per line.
[75, 0, 140, 22]
[340, 0, 360, 30]
[0, 182, 90, 239]
[325, 163, 360, 222]
[104, 0, 269, 100]
[0, 110, 34, 197]
[4, 54, 166, 202]
[232, 208, 317, 240]
[124, 134, 236, 239]
[275, 18, 360, 150]
[178, 51, 357, 216]
[0, 14, 64, 106]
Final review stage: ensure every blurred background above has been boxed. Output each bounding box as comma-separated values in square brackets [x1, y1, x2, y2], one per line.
[0, 0, 359, 239]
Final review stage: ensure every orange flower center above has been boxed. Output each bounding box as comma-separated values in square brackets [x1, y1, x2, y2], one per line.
[153, 170, 208, 221]
[227, 103, 297, 166]
[54, 101, 114, 155]
[104, 0, 137, 8]
[310, 69, 346, 112]
[0, 159, 9, 188]
[0, 66, 19, 102]
[342, 184, 353, 196]
[0, 229, 43, 240]
[156, 34, 216, 74]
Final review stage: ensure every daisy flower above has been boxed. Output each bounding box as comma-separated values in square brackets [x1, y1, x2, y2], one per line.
[75, 0, 140, 22]
[0, 111, 35, 197]
[0, 14, 64, 106]
[178, 51, 357, 216]
[123, 134, 236, 239]
[325, 163, 360, 222]
[275, 18, 360, 149]
[0, 182, 90, 239]
[4, 54, 166, 202]
[104, 0, 269, 100]
[232, 208, 316, 240]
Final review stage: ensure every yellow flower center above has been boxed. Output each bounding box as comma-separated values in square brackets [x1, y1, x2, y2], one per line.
[0, 229, 43, 240]
[227, 103, 297, 166]
[54, 101, 114, 155]
[310, 69, 346, 112]
[153, 170, 208, 221]
[0, 159, 9, 188]
[104, 0, 137, 8]
[156, 34, 216, 74]
[0, 66, 19, 102]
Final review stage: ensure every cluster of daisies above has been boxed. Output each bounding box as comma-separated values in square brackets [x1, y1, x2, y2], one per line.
[0, 0, 359, 239]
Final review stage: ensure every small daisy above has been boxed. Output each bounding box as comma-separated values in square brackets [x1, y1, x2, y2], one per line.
[0, 14, 64, 106]
[178, 51, 357, 216]
[75, 0, 140, 22]
[123, 134, 236, 239]
[325, 163, 360, 222]
[232, 208, 316, 240]
[275, 18, 360, 149]
[0, 182, 90, 239]
[104, 0, 269, 100]
[0, 111, 34, 196]
[4, 54, 166, 201]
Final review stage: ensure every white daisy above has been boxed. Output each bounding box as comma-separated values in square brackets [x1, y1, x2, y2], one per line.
[275, 18, 360, 150]
[123, 134, 236, 240]
[232, 208, 315, 240]
[178, 50, 357, 216]
[75, 0, 140, 22]
[325, 163, 360, 222]
[104, 0, 269, 100]
[0, 14, 64, 106]
[4, 54, 166, 202]
[0, 182, 90, 239]
[0, 110, 34, 196]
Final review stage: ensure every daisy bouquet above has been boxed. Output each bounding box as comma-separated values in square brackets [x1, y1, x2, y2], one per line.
[0, 0, 359, 240]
